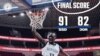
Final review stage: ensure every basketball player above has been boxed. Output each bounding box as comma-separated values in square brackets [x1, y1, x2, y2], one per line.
[31, 28, 70, 56]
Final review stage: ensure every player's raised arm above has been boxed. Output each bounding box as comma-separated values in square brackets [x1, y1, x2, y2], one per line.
[31, 28, 46, 45]
[26, 10, 47, 45]
[59, 46, 70, 56]
[25, 7, 49, 45]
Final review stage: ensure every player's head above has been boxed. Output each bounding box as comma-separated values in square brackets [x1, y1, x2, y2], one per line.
[47, 31, 57, 44]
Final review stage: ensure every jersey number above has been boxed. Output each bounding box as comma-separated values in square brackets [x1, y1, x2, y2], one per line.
[50, 53, 54, 56]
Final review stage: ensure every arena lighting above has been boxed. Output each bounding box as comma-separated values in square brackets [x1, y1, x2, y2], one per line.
[0, 36, 99, 42]
[20, 12, 25, 17]
[0, 45, 100, 52]
[42, 7, 49, 11]
[3, 3, 13, 12]
[12, 15, 16, 18]
[28, 11, 32, 14]
[0, 6, 18, 11]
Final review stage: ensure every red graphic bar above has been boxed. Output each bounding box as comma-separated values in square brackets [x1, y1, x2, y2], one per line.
[0, 36, 99, 42]
[0, 45, 100, 52]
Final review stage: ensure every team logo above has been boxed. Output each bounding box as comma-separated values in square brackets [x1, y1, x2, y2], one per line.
[52, 0, 100, 14]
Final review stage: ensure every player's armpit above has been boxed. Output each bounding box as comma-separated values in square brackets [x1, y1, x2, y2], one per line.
[59, 46, 70, 56]
[32, 28, 47, 45]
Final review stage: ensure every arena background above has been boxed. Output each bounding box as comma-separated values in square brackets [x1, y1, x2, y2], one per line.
[0, 0, 100, 56]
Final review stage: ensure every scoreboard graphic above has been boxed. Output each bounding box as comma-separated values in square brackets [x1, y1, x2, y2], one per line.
[0, 0, 99, 31]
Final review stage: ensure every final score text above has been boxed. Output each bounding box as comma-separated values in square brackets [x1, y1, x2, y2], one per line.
[57, 2, 90, 9]
[58, 16, 90, 31]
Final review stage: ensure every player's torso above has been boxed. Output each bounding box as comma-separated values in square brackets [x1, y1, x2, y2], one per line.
[42, 42, 60, 56]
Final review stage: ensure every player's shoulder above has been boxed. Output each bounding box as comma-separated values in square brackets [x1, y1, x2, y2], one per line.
[55, 43, 60, 46]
